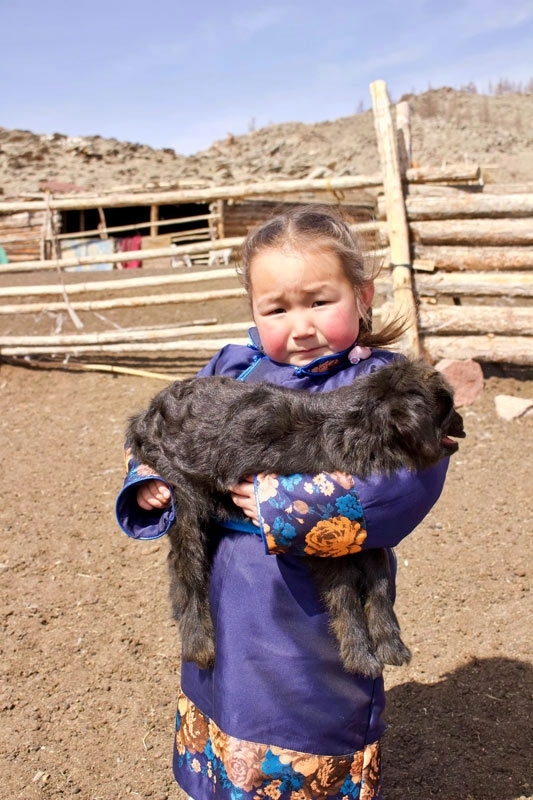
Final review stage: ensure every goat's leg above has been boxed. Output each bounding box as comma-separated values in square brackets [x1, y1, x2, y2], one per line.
[359, 549, 411, 668]
[167, 516, 216, 670]
[310, 556, 383, 678]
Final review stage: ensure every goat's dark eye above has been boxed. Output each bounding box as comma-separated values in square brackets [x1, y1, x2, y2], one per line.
[437, 391, 454, 421]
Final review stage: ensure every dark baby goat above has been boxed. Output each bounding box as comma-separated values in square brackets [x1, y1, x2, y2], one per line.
[127, 358, 465, 677]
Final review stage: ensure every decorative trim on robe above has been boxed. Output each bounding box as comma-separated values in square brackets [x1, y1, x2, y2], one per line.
[174, 689, 382, 800]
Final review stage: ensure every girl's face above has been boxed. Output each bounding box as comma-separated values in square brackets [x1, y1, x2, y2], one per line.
[249, 245, 374, 367]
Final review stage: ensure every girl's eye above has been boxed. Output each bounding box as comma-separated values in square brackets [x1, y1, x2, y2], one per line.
[312, 300, 328, 307]
[269, 307, 285, 315]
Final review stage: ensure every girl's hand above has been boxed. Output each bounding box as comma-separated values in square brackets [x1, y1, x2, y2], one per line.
[229, 476, 259, 527]
[137, 479, 171, 510]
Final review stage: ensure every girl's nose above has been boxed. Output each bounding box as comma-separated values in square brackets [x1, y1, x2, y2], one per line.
[292, 313, 315, 338]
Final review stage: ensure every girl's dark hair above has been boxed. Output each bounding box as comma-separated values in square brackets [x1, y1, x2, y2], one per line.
[237, 204, 407, 348]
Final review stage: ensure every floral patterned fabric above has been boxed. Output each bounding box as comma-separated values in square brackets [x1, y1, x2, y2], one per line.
[175, 689, 381, 800]
[255, 472, 368, 557]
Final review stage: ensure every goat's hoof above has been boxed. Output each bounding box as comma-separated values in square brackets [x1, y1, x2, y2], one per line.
[182, 645, 216, 670]
[180, 628, 216, 670]
[341, 650, 383, 678]
[375, 640, 411, 667]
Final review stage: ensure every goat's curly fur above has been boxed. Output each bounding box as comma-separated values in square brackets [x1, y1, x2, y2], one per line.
[127, 358, 465, 676]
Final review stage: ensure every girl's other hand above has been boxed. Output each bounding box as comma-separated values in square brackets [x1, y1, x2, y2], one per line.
[137, 479, 171, 510]
[229, 476, 259, 527]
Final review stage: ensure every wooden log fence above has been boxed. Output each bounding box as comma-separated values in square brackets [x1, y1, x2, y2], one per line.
[55, 211, 221, 241]
[0, 223, 385, 275]
[0, 166, 481, 215]
[0, 79, 532, 366]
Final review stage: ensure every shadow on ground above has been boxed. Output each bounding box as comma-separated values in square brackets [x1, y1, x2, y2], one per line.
[384, 657, 532, 799]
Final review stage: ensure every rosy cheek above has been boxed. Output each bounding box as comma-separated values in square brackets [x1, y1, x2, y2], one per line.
[324, 309, 360, 348]
[255, 322, 287, 360]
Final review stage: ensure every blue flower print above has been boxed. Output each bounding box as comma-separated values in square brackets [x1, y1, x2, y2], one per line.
[335, 493, 365, 521]
[271, 517, 297, 547]
[279, 474, 304, 491]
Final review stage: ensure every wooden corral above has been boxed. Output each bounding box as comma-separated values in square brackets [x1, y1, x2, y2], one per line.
[0, 80, 532, 370]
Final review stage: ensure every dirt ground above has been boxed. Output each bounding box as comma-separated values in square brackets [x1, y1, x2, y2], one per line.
[0, 332, 532, 800]
[2, 84, 533, 800]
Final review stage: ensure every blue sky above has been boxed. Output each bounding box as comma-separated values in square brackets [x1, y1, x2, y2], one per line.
[1, 0, 532, 155]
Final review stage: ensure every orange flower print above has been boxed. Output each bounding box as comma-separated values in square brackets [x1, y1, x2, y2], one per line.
[304, 517, 367, 557]
[310, 357, 340, 373]
[265, 531, 288, 554]
[349, 749, 364, 782]
[272, 749, 320, 775]
[177, 694, 209, 755]
[360, 741, 381, 800]
[223, 739, 268, 792]
[208, 719, 229, 762]
[263, 778, 283, 799]
[256, 474, 280, 503]
[304, 755, 353, 798]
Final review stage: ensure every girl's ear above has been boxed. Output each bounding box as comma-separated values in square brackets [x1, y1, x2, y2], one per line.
[359, 282, 375, 313]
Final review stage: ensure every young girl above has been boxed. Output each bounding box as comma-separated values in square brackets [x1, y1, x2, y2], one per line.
[116, 205, 449, 800]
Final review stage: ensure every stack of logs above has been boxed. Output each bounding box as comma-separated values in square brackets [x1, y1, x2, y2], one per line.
[389, 185, 533, 364]
[371, 79, 533, 367]
[0, 208, 60, 262]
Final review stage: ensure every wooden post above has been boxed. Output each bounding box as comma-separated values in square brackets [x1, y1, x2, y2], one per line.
[396, 100, 411, 177]
[150, 204, 159, 237]
[98, 208, 109, 240]
[370, 80, 420, 357]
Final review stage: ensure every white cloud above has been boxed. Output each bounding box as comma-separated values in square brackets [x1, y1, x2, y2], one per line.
[230, 6, 288, 37]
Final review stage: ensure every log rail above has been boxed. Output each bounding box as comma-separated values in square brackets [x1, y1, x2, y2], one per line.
[1, 80, 532, 367]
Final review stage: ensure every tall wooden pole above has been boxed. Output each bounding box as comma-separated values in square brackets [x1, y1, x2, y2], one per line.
[396, 101, 412, 177]
[370, 80, 420, 357]
[150, 204, 159, 237]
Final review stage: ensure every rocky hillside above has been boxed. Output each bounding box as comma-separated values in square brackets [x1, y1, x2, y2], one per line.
[1, 88, 532, 197]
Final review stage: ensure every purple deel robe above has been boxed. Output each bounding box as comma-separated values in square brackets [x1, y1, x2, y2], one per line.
[116, 334, 448, 800]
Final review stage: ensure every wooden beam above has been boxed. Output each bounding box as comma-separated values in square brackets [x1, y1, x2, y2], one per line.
[415, 271, 533, 297]
[0, 287, 247, 315]
[0, 267, 240, 298]
[399, 193, 533, 220]
[371, 79, 420, 357]
[419, 305, 533, 336]
[52, 212, 220, 241]
[410, 218, 533, 246]
[0, 165, 481, 214]
[0, 222, 384, 273]
[0, 321, 252, 347]
[422, 335, 533, 365]
[0, 237, 244, 274]
[0, 338, 250, 356]
[0, 176, 384, 213]
[413, 245, 533, 272]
